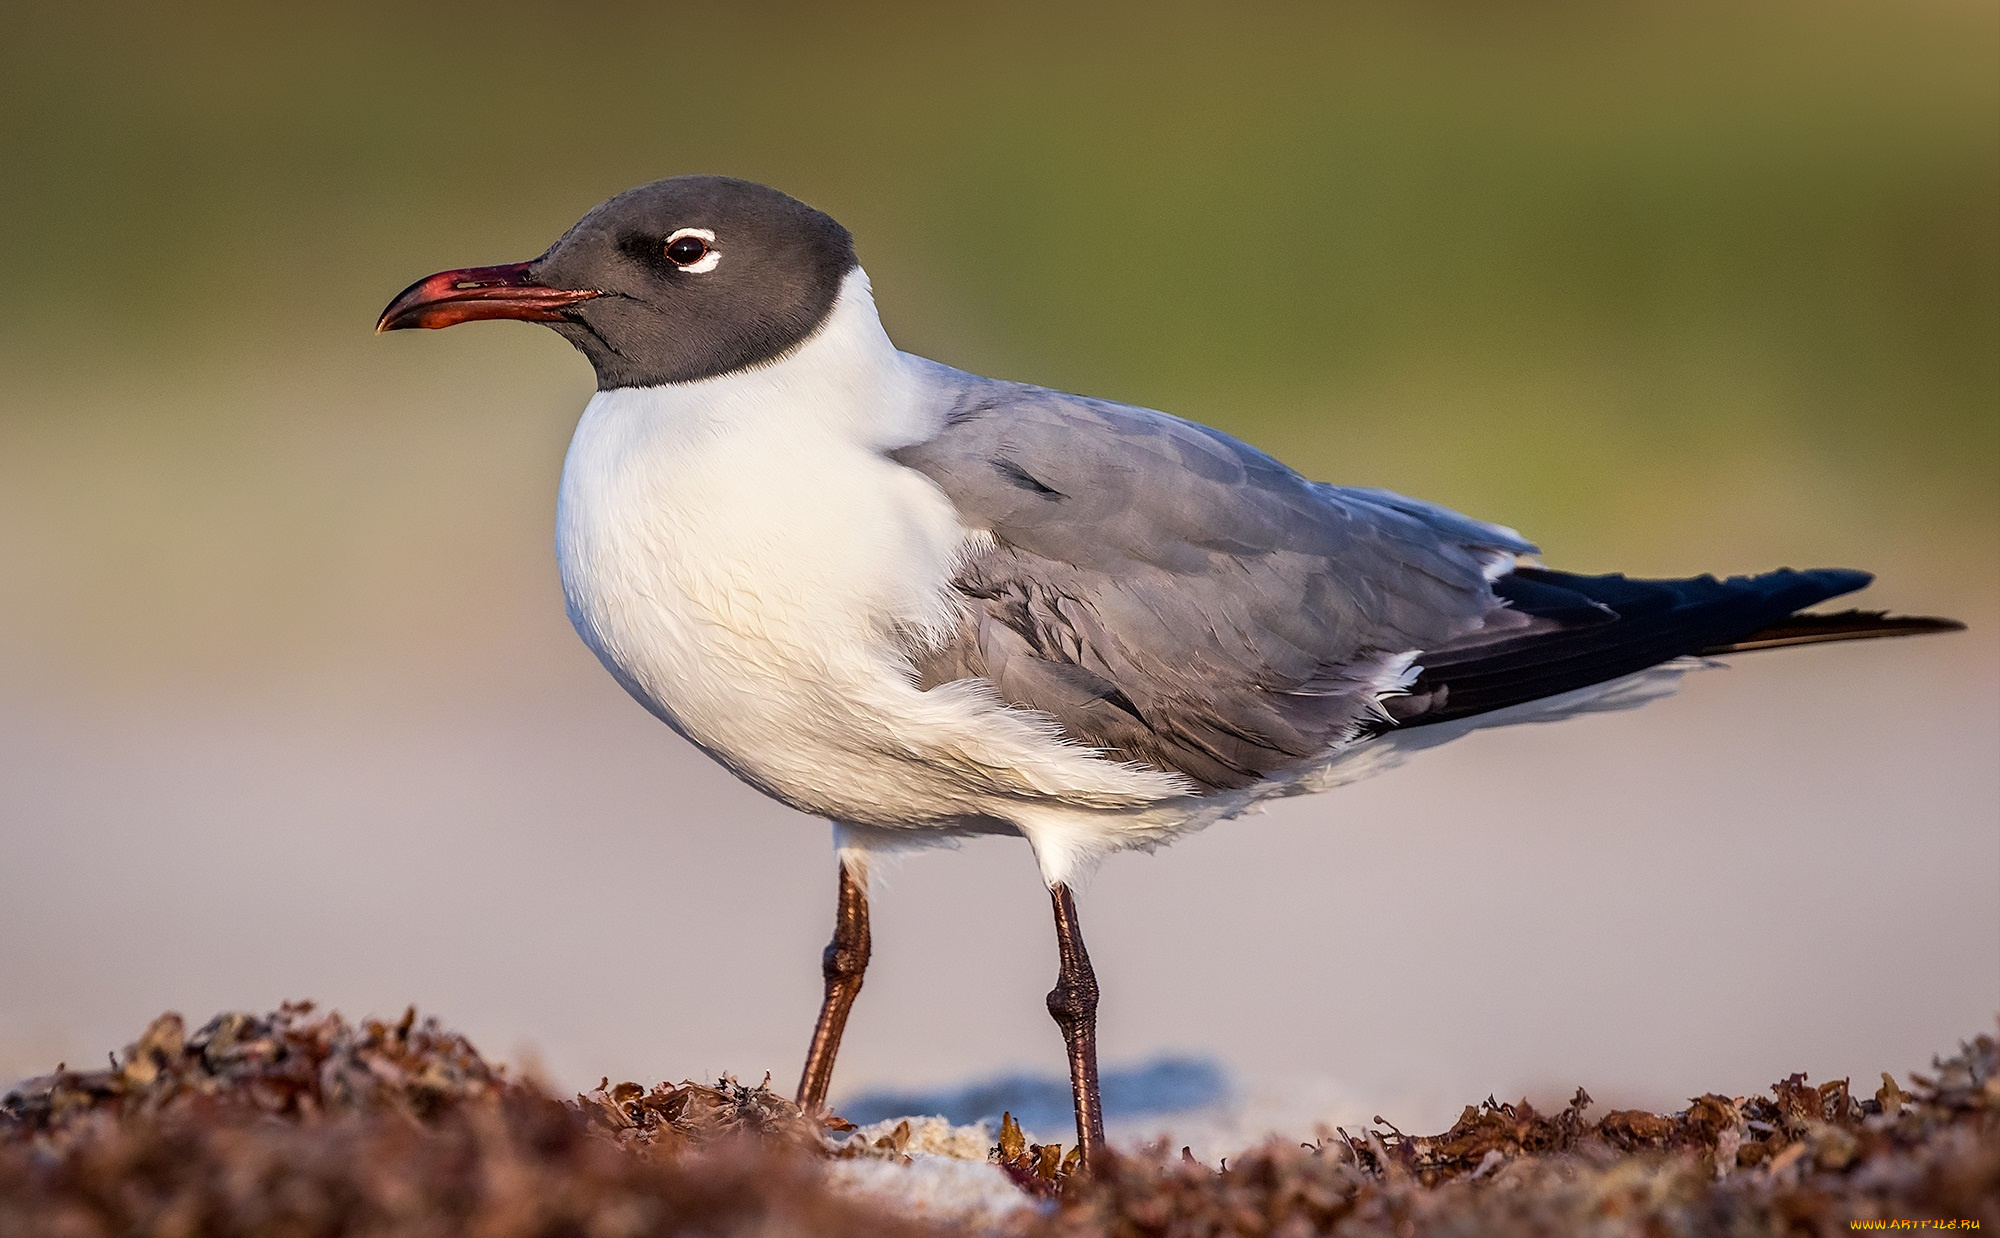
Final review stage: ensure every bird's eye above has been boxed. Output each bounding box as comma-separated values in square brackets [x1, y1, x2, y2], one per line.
[663, 228, 719, 273]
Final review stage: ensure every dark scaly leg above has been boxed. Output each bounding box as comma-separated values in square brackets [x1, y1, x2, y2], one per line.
[1046, 882, 1105, 1167]
[796, 858, 870, 1113]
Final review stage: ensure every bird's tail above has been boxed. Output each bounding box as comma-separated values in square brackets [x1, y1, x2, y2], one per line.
[1381, 566, 1964, 731]
[1698, 610, 1965, 655]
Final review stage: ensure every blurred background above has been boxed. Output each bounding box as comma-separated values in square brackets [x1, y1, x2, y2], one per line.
[2, 2, 1994, 1154]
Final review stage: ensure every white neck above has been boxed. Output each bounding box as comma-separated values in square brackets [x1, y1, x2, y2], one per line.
[594, 267, 930, 450]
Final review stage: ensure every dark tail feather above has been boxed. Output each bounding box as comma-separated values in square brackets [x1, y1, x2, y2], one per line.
[1382, 565, 1962, 732]
[1699, 610, 1965, 654]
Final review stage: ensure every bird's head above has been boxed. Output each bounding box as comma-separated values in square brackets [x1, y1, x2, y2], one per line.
[377, 175, 857, 389]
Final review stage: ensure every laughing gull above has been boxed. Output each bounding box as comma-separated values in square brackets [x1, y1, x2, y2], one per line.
[379, 175, 1961, 1167]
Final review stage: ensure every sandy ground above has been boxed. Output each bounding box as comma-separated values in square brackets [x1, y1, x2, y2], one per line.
[3, 630, 1992, 1161]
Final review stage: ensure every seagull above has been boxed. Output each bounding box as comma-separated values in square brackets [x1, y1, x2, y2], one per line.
[379, 175, 1961, 1167]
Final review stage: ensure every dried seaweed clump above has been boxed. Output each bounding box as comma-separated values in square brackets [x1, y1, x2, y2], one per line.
[2, 1002, 513, 1149]
[991, 1109, 1083, 1197]
[1043, 1033, 2000, 1237]
[0, 1003, 944, 1238]
[575, 1071, 837, 1158]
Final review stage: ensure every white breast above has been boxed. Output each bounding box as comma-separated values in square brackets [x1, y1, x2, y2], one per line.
[553, 271, 1186, 832]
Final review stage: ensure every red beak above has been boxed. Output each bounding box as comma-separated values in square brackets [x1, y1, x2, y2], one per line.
[375, 261, 601, 333]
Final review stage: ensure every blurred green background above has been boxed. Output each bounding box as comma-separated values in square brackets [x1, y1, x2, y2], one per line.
[1, 1, 1995, 1137]
[1, 0, 1994, 691]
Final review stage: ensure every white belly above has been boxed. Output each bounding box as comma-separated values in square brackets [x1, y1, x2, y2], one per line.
[553, 381, 1186, 829]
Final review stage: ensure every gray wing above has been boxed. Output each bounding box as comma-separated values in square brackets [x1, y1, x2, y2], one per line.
[890, 360, 1537, 790]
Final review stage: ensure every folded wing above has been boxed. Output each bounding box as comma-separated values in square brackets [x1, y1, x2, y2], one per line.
[891, 364, 1533, 790]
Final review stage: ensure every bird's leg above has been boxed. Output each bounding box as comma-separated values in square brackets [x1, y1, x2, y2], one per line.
[1046, 882, 1106, 1167]
[795, 859, 870, 1114]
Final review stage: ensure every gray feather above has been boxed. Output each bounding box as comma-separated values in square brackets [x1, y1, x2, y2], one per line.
[890, 361, 1536, 790]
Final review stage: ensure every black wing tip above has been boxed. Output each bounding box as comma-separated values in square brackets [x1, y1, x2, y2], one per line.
[1402, 567, 1961, 730]
[1698, 610, 1966, 656]
[1797, 566, 1873, 594]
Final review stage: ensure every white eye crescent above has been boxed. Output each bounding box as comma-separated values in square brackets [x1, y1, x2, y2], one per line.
[664, 227, 720, 273]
